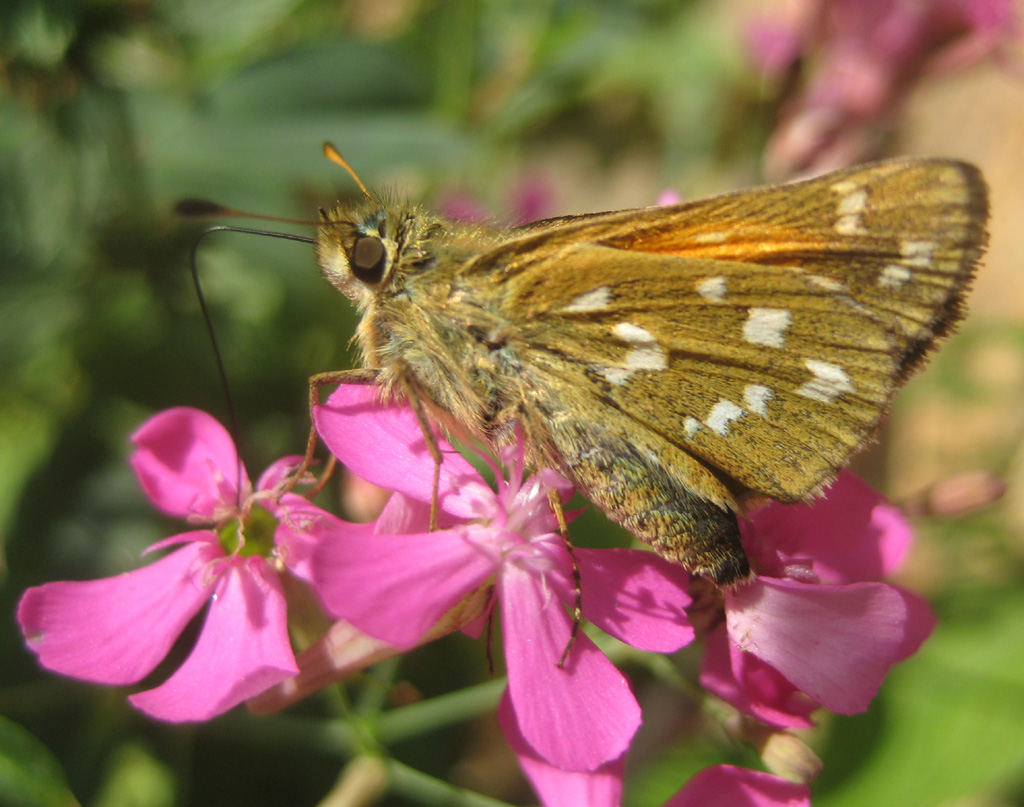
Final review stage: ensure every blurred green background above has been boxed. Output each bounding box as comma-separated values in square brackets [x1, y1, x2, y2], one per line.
[2, 0, 1024, 805]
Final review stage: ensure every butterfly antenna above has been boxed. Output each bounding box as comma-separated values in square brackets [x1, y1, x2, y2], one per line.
[175, 199, 325, 227]
[183, 214, 316, 505]
[323, 142, 372, 199]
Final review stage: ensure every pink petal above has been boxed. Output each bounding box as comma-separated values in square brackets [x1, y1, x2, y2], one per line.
[891, 586, 936, 661]
[375, 491, 433, 535]
[747, 471, 914, 582]
[866, 501, 916, 576]
[339, 468, 395, 522]
[131, 408, 247, 519]
[255, 455, 305, 492]
[436, 190, 491, 223]
[271, 493, 359, 584]
[699, 627, 817, 728]
[961, 0, 1017, 31]
[746, 20, 804, 75]
[18, 537, 219, 685]
[657, 189, 683, 206]
[314, 384, 490, 520]
[573, 549, 694, 652]
[313, 526, 497, 647]
[498, 693, 624, 807]
[726, 577, 932, 714]
[249, 621, 400, 714]
[509, 178, 553, 225]
[501, 566, 641, 771]
[665, 764, 811, 807]
[129, 558, 298, 721]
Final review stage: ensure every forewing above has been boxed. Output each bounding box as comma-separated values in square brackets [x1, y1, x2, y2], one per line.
[486, 159, 988, 501]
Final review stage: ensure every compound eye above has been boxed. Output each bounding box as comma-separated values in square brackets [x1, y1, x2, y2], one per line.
[350, 236, 388, 284]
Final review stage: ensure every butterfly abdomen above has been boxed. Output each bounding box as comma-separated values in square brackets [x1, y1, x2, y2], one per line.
[528, 399, 751, 585]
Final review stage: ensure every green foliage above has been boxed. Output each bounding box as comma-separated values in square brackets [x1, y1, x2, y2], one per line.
[0, 716, 77, 807]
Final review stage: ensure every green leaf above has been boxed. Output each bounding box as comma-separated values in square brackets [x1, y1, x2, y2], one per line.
[0, 716, 77, 807]
[0, 397, 59, 563]
[129, 93, 468, 211]
[92, 745, 175, 807]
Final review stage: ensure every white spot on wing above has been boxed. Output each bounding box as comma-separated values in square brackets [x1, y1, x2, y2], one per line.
[706, 399, 745, 436]
[597, 322, 668, 385]
[831, 180, 858, 194]
[796, 360, 855, 403]
[835, 218, 865, 236]
[618, 323, 668, 372]
[697, 276, 727, 301]
[831, 181, 868, 235]
[744, 384, 773, 416]
[684, 417, 701, 438]
[879, 263, 911, 289]
[807, 274, 845, 292]
[599, 367, 631, 386]
[614, 322, 656, 345]
[625, 348, 668, 372]
[692, 231, 728, 244]
[837, 189, 867, 216]
[900, 239, 936, 267]
[743, 308, 791, 348]
[561, 286, 612, 313]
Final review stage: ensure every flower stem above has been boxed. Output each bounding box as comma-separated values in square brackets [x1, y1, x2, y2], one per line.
[376, 677, 506, 745]
[223, 677, 507, 755]
[385, 758, 516, 807]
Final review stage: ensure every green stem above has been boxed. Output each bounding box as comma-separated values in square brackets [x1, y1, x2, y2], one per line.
[386, 759, 516, 807]
[376, 677, 506, 745]
[213, 711, 359, 756]
[219, 676, 506, 755]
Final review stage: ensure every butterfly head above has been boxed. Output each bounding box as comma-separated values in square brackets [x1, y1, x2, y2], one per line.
[315, 197, 440, 311]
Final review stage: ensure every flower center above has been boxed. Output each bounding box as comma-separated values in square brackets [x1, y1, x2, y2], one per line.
[216, 504, 278, 557]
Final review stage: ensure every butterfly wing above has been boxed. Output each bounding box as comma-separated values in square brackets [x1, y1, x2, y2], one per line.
[479, 159, 988, 502]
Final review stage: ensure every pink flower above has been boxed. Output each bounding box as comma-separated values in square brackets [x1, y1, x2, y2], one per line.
[437, 177, 553, 225]
[657, 189, 684, 206]
[504, 710, 809, 807]
[664, 764, 811, 807]
[748, 0, 1018, 177]
[699, 472, 935, 726]
[18, 407, 348, 722]
[498, 693, 625, 807]
[311, 384, 696, 771]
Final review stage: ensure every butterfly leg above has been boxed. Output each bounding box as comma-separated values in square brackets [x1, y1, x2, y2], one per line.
[396, 367, 444, 531]
[289, 368, 380, 495]
[547, 488, 582, 667]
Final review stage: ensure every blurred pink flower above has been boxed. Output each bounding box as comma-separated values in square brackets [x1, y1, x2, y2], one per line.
[657, 189, 684, 206]
[748, 0, 1018, 177]
[699, 472, 935, 726]
[438, 176, 553, 225]
[311, 384, 696, 771]
[18, 407, 350, 722]
[664, 764, 812, 807]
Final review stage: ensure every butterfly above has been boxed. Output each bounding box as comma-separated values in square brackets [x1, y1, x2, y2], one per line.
[310, 151, 988, 585]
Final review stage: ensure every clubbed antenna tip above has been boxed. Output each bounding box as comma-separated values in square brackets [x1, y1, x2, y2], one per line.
[323, 142, 372, 199]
